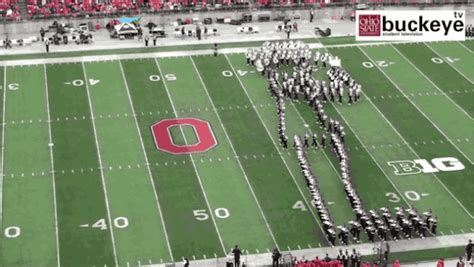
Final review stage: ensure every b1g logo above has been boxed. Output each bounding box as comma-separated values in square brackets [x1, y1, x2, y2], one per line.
[358, 15, 381, 37]
[387, 157, 464, 176]
[151, 118, 217, 154]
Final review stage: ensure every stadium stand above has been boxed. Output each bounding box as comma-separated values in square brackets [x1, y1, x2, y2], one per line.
[4, 0, 469, 20]
[0, 0, 21, 20]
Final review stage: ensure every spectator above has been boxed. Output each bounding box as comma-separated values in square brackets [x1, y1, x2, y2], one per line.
[466, 240, 472, 262]
[393, 259, 401, 267]
[40, 27, 45, 41]
[232, 245, 242, 267]
[213, 43, 218, 57]
[45, 39, 50, 53]
[272, 247, 282, 266]
[310, 8, 314, 23]
[183, 257, 189, 267]
[437, 258, 444, 267]
[457, 257, 465, 267]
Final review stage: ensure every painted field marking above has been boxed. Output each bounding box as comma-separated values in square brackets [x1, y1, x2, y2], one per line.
[190, 56, 279, 249]
[43, 64, 61, 267]
[424, 43, 474, 84]
[154, 58, 226, 254]
[357, 48, 474, 219]
[457, 41, 473, 54]
[118, 60, 174, 262]
[0, 66, 5, 232]
[81, 62, 119, 267]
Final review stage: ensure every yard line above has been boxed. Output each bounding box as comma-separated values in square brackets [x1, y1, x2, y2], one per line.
[391, 44, 473, 120]
[424, 42, 474, 84]
[154, 58, 226, 254]
[288, 101, 411, 208]
[457, 41, 473, 54]
[0, 66, 6, 229]
[189, 57, 279, 249]
[118, 60, 174, 262]
[81, 62, 119, 267]
[224, 55, 331, 244]
[356, 48, 474, 219]
[43, 64, 61, 267]
[360, 46, 474, 165]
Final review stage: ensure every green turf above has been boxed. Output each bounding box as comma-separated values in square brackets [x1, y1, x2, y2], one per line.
[0, 41, 473, 266]
[46, 63, 115, 266]
[84, 61, 172, 265]
[0, 65, 58, 266]
[122, 59, 224, 260]
[362, 45, 473, 162]
[157, 56, 277, 253]
[394, 43, 474, 117]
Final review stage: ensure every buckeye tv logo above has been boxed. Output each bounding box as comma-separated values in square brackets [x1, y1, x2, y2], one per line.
[356, 10, 465, 41]
[359, 15, 381, 37]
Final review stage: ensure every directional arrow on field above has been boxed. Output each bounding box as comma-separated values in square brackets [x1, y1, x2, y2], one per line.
[89, 79, 100, 86]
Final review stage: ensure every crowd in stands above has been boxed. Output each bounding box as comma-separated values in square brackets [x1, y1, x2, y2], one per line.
[293, 248, 399, 267]
[0, 0, 21, 20]
[17, 0, 321, 19]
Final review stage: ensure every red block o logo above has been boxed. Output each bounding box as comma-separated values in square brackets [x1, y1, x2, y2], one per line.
[151, 118, 217, 154]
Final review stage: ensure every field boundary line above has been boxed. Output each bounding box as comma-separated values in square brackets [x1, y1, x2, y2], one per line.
[81, 62, 119, 267]
[118, 60, 174, 262]
[224, 54, 331, 246]
[360, 46, 474, 165]
[357, 47, 474, 219]
[0, 66, 6, 230]
[0, 41, 422, 67]
[390, 44, 473, 121]
[190, 56, 279, 249]
[424, 43, 474, 84]
[43, 64, 61, 267]
[457, 41, 473, 53]
[154, 58, 227, 255]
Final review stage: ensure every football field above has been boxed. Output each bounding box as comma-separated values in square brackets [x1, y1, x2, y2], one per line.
[0, 39, 473, 267]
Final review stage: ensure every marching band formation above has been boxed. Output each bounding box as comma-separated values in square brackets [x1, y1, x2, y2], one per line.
[246, 40, 438, 246]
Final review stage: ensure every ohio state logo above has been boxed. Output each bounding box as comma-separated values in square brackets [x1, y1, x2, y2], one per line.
[359, 14, 381, 36]
[151, 118, 217, 154]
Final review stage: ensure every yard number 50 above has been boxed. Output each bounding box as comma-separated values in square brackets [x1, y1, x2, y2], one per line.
[193, 208, 230, 221]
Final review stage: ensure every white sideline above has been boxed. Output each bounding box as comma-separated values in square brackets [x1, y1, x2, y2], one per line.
[0, 66, 6, 232]
[43, 64, 61, 267]
[143, 233, 473, 267]
[357, 47, 474, 219]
